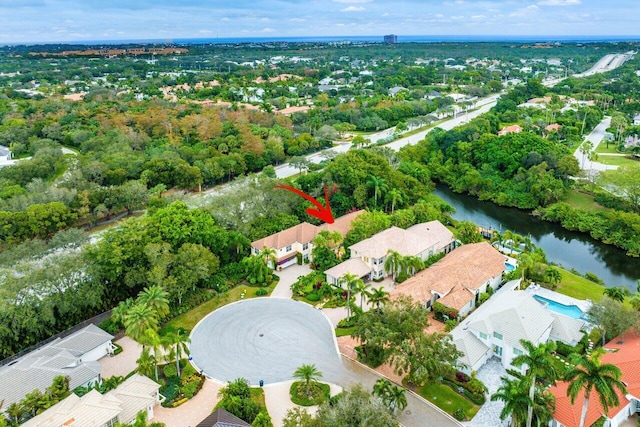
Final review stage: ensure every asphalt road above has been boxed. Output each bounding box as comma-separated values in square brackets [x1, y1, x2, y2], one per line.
[189, 298, 461, 427]
[574, 116, 618, 172]
[275, 93, 500, 179]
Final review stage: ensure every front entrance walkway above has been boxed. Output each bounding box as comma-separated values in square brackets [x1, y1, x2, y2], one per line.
[270, 264, 312, 298]
[463, 358, 509, 427]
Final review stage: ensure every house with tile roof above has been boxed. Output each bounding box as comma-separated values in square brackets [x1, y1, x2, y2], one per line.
[325, 220, 455, 286]
[450, 289, 587, 374]
[390, 242, 505, 318]
[196, 408, 252, 427]
[498, 124, 523, 136]
[21, 373, 162, 427]
[0, 324, 113, 412]
[250, 210, 363, 270]
[550, 329, 640, 427]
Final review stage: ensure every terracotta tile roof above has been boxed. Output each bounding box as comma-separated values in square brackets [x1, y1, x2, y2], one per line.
[251, 211, 362, 251]
[545, 123, 562, 132]
[498, 125, 523, 136]
[276, 105, 311, 115]
[319, 209, 364, 237]
[391, 242, 505, 302]
[251, 222, 319, 250]
[551, 329, 640, 427]
[438, 285, 475, 310]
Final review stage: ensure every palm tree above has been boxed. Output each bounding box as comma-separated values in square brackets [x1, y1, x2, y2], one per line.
[543, 267, 562, 286]
[387, 383, 408, 414]
[566, 349, 627, 427]
[511, 340, 558, 427]
[168, 328, 191, 377]
[403, 255, 425, 277]
[339, 272, 359, 319]
[603, 287, 625, 303]
[136, 347, 156, 378]
[491, 375, 532, 427]
[517, 253, 534, 282]
[354, 280, 371, 311]
[111, 298, 135, 328]
[293, 364, 323, 394]
[367, 175, 388, 206]
[259, 246, 277, 269]
[124, 303, 159, 343]
[367, 286, 390, 310]
[138, 285, 170, 321]
[142, 329, 169, 381]
[385, 189, 403, 213]
[384, 250, 404, 284]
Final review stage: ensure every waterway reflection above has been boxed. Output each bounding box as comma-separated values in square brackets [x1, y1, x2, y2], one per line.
[434, 186, 640, 290]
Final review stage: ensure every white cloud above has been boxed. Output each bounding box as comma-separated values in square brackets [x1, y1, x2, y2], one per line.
[289, 18, 306, 22]
[472, 15, 486, 20]
[333, 0, 371, 3]
[538, 0, 581, 5]
[342, 6, 365, 11]
[261, 27, 275, 32]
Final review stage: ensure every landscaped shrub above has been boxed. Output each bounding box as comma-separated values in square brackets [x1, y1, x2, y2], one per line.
[181, 380, 200, 399]
[173, 397, 188, 407]
[584, 272, 605, 285]
[306, 293, 320, 302]
[432, 301, 459, 322]
[454, 407, 465, 421]
[255, 287, 268, 296]
[455, 371, 469, 383]
[355, 344, 387, 368]
[556, 341, 582, 358]
[337, 316, 358, 329]
[463, 389, 486, 405]
[99, 317, 121, 335]
[163, 363, 178, 379]
[445, 319, 459, 332]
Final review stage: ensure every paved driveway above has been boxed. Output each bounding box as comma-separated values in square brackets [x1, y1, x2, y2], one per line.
[270, 264, 311, 298]
[189, 298, 340, 385]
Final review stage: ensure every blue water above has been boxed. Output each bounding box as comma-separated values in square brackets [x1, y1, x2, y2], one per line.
[533, 295, 584, 319]
[505, 263, 516, 272]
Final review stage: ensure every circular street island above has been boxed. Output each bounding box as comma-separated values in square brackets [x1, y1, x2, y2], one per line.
[189, 298, 341, 385]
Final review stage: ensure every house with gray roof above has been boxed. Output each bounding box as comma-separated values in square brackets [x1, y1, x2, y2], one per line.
[0, 324, 113, 412]
[21, 373, 162, 427]
[450, 288, 587, 374]
[196, 408, 252, 427]
[0, 145, 14, 167]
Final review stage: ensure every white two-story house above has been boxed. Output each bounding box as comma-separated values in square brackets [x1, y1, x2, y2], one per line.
[325, 220, 455, 285]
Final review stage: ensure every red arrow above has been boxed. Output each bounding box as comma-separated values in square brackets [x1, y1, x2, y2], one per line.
[275, 183, 335, 224]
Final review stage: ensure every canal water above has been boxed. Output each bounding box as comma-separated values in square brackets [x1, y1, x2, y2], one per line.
[433, 186, 640, 291]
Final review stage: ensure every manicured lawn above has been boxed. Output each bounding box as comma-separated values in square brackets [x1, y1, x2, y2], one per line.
[416, 382, 479, 421]
[596, 155, 640, 167]
[555, 268, 605, 302]
[335, 326, 356, 337]
[250, 387, 266, 408]
[564, 189, 607, 212]
[160, 283, 276, 335]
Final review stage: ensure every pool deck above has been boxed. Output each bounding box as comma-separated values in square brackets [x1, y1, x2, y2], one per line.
[524, 284, 592, 314]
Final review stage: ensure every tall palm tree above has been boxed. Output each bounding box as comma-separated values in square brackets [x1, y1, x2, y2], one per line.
[566, 349, 627, 427]
[603, 287, 625, 303]
[543, 267, 562, 286]
[385, 189, 403, 213]
[403, 255, 425, 277]
[354, 280, 371, 311]
[384, 250, 405, 284]
[111, 298, 135, 328]
[367, 175, 388, 206]
[367, 286, 390, 310]
[491, 375, 533, 427]
[142, 329, 169, 381]
[136, 347, 156, 378]
[339, 272, 359, 319]
[511, 340, 558, 427]
[387, 383, 408, 414]
[168, 328, 191, 377]
[124, 303, 159, 343]
[138, 285, 170, 321]
[259, 246, 277, 269]
[517, 253, 534, 282]
[293, 364, 323, 394]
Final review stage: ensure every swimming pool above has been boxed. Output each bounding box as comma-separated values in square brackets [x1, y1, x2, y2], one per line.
[533, 295, 584, 319]
[505, 262, 516, 272]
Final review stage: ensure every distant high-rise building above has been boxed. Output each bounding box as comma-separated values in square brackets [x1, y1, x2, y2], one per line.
[383, 34, 397, 44]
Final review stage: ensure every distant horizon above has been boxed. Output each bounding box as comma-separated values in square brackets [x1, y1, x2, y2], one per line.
[2, 1, 639, 45]
[4, 34, 640, 48]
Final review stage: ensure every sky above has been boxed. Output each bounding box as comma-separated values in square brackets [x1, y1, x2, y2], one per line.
[0, 0, 638, 44]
